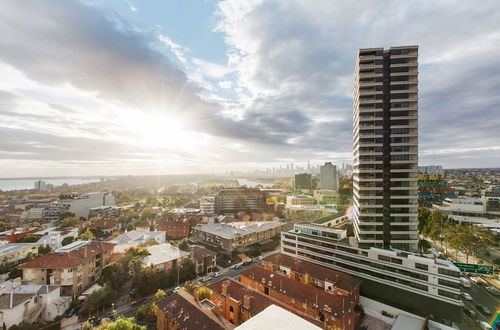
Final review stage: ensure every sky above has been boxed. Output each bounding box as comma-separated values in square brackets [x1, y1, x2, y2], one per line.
[0, 0, 499, 178]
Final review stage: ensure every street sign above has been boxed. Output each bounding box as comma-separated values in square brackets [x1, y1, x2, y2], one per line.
[453, 262, 494, 275]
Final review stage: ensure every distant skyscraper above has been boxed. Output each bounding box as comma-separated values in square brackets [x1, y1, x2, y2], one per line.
[353, 46, 419, 251]
[319, 162, 338, 190]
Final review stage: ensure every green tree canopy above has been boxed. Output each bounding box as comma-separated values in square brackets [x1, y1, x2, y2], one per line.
[59, 211, 75, 221]
[80, 229, 95, 241]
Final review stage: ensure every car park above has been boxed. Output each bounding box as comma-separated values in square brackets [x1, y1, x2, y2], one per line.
[476, 304, 492, 315]
[463, 308, 476, 318]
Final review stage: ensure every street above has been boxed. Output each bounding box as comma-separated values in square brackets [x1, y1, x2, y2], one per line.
[460, 275, 500, 329]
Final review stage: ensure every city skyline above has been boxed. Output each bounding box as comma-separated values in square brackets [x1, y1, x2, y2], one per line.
[1, 0, 500, 178]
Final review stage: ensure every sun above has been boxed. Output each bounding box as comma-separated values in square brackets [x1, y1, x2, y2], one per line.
[120, 111, 204, 150]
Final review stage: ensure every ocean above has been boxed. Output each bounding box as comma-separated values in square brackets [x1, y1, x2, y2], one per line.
[0, 178, 101, 191]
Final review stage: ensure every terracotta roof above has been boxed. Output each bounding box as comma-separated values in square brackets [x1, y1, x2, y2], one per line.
[156, 290, 232, 330]
[80, 219, 120, 229]
[208, 278, 324, 328]
[0, 293, 34, 309]
[239, 266, 357, 318]
[19, 241, 114, 269]
[263, 253, 361, 293]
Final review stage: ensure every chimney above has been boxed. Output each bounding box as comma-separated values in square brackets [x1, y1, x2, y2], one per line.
[222, 281, 228, 295]
[243, 295, 251, 309]
[84, 245, 88, 258]
[335, 274, 340, 284]
[12, 277, 21, 289]
[273, 254, 280, 265]
[194, 289, 200, 302]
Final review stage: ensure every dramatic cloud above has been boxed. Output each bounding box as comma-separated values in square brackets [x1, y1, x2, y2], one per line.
[0, 0, 499, 177]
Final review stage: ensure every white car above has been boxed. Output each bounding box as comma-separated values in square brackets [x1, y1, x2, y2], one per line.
[461, 292, 473, 301]
[202, 276, 212, 282]
[173, 286, 182, 293]
[214, 272, 223, 277]
[477, 321, 492, 330]
[470, 276, 487, 285]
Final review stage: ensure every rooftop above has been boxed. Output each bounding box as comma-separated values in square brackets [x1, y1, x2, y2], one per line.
[143, 243, 189, 266]
[240, 266, 356, 318]
[0, 243, 38, 256]
[263, 253, 360, 293]
[156, 290, 232, 330]
[194, 221, 284, 239]
[234, 304, 321, 330]
[20, 241, 114, 269]
[110, 230, 164, 245]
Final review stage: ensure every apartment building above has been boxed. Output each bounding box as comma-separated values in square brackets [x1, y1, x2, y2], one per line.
[200, 196, 215, 215]
[191, 221, 285, 252]
[142, 243, 190, 272]
[320, 162, 338, 190]
[286, 195, 316, 207]
[58, 192, 115, 219]
[20, 241, 114, 296]
[281, 223, 463, 324]
[353, 46, 419, 251]
[0, 243, 40, 266]
[239, 266, 359, 329]
[214, 188, 266, 215]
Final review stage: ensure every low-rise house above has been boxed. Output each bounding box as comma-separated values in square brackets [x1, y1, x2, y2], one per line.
[191, 221, 285, 252]
[32, 227, 79, 250]
[20, 241, 114, 296]
[110, 230, 165, 253]
[0, 278, 71, 328]
[0, 243, 40, 266]
[80, 219, 121, 235]
[191, 246, 217, 275]
[142, 244, 190, 272]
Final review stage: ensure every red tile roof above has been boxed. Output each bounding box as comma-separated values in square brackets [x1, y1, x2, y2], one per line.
[263, 253, 361, 293]
[19, 241, 114, 269]
[240, 266, 357, 318]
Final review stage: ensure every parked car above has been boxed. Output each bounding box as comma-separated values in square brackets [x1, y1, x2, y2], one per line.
[461, 292, 473, 301]
[202, 276, 212, 282]
[214, 272, 224, 277]
[460, 277, 471, 288]
[477, 321, 493, 330]
[463, 308, 476, 318]
[476, 304, 492, 315]
[485, 286, 500, 296]
[173, 286, 182, 293]
[242, 260, 254, 266]
[231, 264, 242, 270]
[64, 305, 82, 318]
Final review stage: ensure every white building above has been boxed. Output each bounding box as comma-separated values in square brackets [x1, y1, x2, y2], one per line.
[34, 180, 47, 192]
[33, 227, 79, 251]
[58, 192, 115, 219]
[199, 197, 215, 215]
[0, 278, 71, 328]
[142, 244, 190, 272]
[110, 230, 166, 253]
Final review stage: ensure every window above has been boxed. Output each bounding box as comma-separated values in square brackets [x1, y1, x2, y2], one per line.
[438, 278, 460, 289]
[415, 263, 428, 271]
[229, 306, 234, 312]
[378, 255, 391, 263]
[438, 268, 460, 278]
[438, 289, 460, 300]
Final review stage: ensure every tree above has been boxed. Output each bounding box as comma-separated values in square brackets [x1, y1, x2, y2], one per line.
[418, 208, 431, 233]
[82, 316, 145, 330]
[58, 216, 81, 228]
[59, 211, 75, 221]
[19, 235, 38, 243]
[89, 216, 102, 222]
[101, 262, 128, 290]
[126, 223, 135, 231]
[135, 300, 157, 323]
[178, 240, 190, 252]
[61, 236, 74, 246]
[140, 206, 156, 221]
[80, 229, 95, 241]
[38, 245, 51, 255]
[197, 286, 211, 300]
[84, 288, 118, 311]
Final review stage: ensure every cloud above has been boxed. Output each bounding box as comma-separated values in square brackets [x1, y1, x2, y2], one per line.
[218, 80, 233, 89]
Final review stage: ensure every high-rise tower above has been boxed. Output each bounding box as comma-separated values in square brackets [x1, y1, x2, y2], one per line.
[353, 46, 419, 251]
[319, 162, 338, 190]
